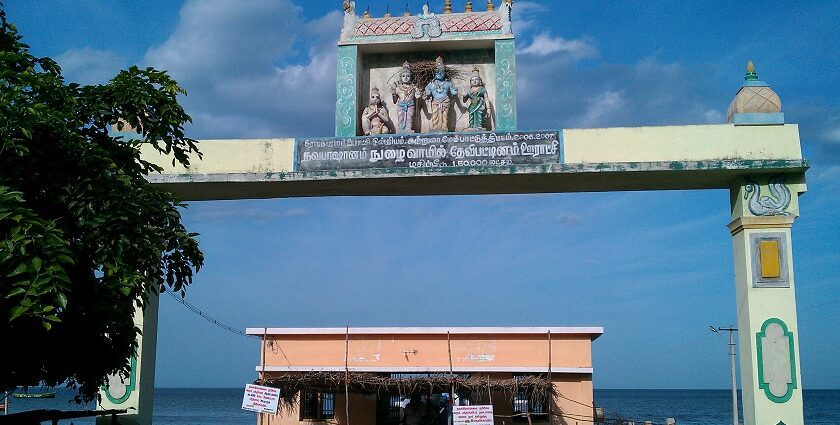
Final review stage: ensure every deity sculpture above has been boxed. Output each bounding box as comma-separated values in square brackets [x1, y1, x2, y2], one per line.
[340, 1, 357, 40]
[424, 56, 458, 132]
[462, 67, 488, 130]
[390, 61, 421, 133]
[361, 87, 393, 135]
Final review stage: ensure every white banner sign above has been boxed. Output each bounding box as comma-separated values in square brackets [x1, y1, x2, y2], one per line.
[241, 384, 280, 414]
[453, 405, 494, 425]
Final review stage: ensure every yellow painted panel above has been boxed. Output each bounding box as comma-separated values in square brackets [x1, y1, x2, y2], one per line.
[140, 138, 296, 174]
[759, 240, 781, 278]
[563, 124, 802, 163]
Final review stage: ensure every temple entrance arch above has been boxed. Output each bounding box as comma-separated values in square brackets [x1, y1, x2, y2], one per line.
[100, 3, 807, 425]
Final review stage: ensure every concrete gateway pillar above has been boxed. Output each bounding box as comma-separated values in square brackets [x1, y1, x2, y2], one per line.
[729, 174, 806, 425]
[96, 295, 159, 425]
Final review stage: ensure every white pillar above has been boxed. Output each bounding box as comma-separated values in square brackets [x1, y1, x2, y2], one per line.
[729, 174, 806, 425]
[97, 294, 159, 425]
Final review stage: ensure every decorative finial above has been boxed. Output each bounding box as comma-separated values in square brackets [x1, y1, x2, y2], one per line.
[384, 4, 392, 17]
[745, 61, 758, 81]
[465, 1, 473, 12]
[403, 2, 411, 16]
[727, 61, 783, 124]
[444, 0, 452, 13]
[403, 60, 412, 70]
[487, 0, 494, 11]
[363, 6, 371, 18]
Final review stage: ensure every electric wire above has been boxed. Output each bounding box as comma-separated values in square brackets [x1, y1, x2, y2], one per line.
[165, 289, 260, 339]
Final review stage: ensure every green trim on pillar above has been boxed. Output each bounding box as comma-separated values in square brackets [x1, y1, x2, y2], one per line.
[494, 39, 517, 131]
[756, 318, 797, 403]
[335, 45, 359, 137]
[103, 355, 137, 405]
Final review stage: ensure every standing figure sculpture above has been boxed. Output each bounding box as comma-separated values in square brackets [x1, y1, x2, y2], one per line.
[463, 67, 488, 130]
[391, 61, 421, 133]
[424, 56, 458, 132]
[361, 87, 393, 135]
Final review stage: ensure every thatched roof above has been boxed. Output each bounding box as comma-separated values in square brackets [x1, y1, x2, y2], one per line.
[256, 371, 555, 410]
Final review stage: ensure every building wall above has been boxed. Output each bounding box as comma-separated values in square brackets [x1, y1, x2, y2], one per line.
[258, 333, 594, 372]
[260, 392, 377, 425]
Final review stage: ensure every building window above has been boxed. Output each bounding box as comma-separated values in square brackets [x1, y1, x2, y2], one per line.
[300, 390, 335, 420]
[512, 375, 548, 420]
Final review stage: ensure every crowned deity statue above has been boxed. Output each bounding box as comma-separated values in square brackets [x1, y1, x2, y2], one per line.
[361, 87, 393, 135]
[391, 61, 421, 133]
[424, 56, 458, 132]
[462, 67, 489, 130]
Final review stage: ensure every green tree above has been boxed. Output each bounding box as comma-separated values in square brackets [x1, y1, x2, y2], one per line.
[0, 8, 203, 402]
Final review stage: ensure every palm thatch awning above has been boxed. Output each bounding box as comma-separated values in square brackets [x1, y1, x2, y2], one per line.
[256, 371, 555, 409]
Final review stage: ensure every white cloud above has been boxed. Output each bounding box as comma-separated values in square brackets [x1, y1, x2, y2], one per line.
[814, 165, 840, 182]
[516, 54, 725, 129]
[510, 1, 547, 34]
[143, 0, 339, 139]
[826, 127, 840, 144]
[520, 33, 597, 59]
[188, 203, 309, 222]
[145, 0, 300, 79]
[284, 208, 309, 217]
[55, 48, 127, 85]
[704, 109, 725, 123]
[554, 212, 583, 227]
[577, 91, 626, 128]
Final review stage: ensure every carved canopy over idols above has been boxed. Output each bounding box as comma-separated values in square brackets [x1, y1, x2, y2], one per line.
[352, 13, 502, 38]
[341, 1, 513, 43]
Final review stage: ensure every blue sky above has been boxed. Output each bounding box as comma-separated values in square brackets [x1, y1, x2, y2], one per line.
[6, 1, 839, 390]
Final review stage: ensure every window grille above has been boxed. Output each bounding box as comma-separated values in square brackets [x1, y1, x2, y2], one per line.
[511, 374, 548, 420]
[300, 390, 335, 420]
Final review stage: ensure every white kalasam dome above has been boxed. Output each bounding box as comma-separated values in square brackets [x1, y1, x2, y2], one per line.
[727, 61, 782, 122]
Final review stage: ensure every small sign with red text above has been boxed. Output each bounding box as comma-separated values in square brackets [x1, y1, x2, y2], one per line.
[453, 405, 494, 425]
[241, 384, 280, 414]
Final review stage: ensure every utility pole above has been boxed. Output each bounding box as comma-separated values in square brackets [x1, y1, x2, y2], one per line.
[711, 326, 739, 425]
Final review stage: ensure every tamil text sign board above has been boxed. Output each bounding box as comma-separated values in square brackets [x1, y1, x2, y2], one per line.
[297, 131, 560, 171]
[241, 384, 280, 414]
[453, 405, 494, 425]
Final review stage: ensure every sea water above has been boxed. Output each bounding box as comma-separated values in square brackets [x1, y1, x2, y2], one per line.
[5, 388, 838, 424]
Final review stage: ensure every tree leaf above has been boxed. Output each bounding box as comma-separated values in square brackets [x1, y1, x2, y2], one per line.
[56, 293, 67, 309]
[9, 305, 28, 321]
[31, 257, 42, 272]
[5, 287, 26, 298]
[6, 263, 28, 277]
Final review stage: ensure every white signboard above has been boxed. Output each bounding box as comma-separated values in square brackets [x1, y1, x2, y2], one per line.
[453, 405, 494, 425]
[241, 384, 280, 414]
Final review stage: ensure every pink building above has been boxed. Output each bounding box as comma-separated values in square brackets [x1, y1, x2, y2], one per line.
[245, 327, 603, 425]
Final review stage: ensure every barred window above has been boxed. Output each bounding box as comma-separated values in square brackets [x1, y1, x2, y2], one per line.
[512, 374, 548, 420]
[300, 390, 335, 420]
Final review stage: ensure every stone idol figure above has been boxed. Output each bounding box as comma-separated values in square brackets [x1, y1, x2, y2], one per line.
[391, 61, 421, 133]
[462, 67, 488, 131]
[361, 87, 393, 135]
[424, 56, 458, 132]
